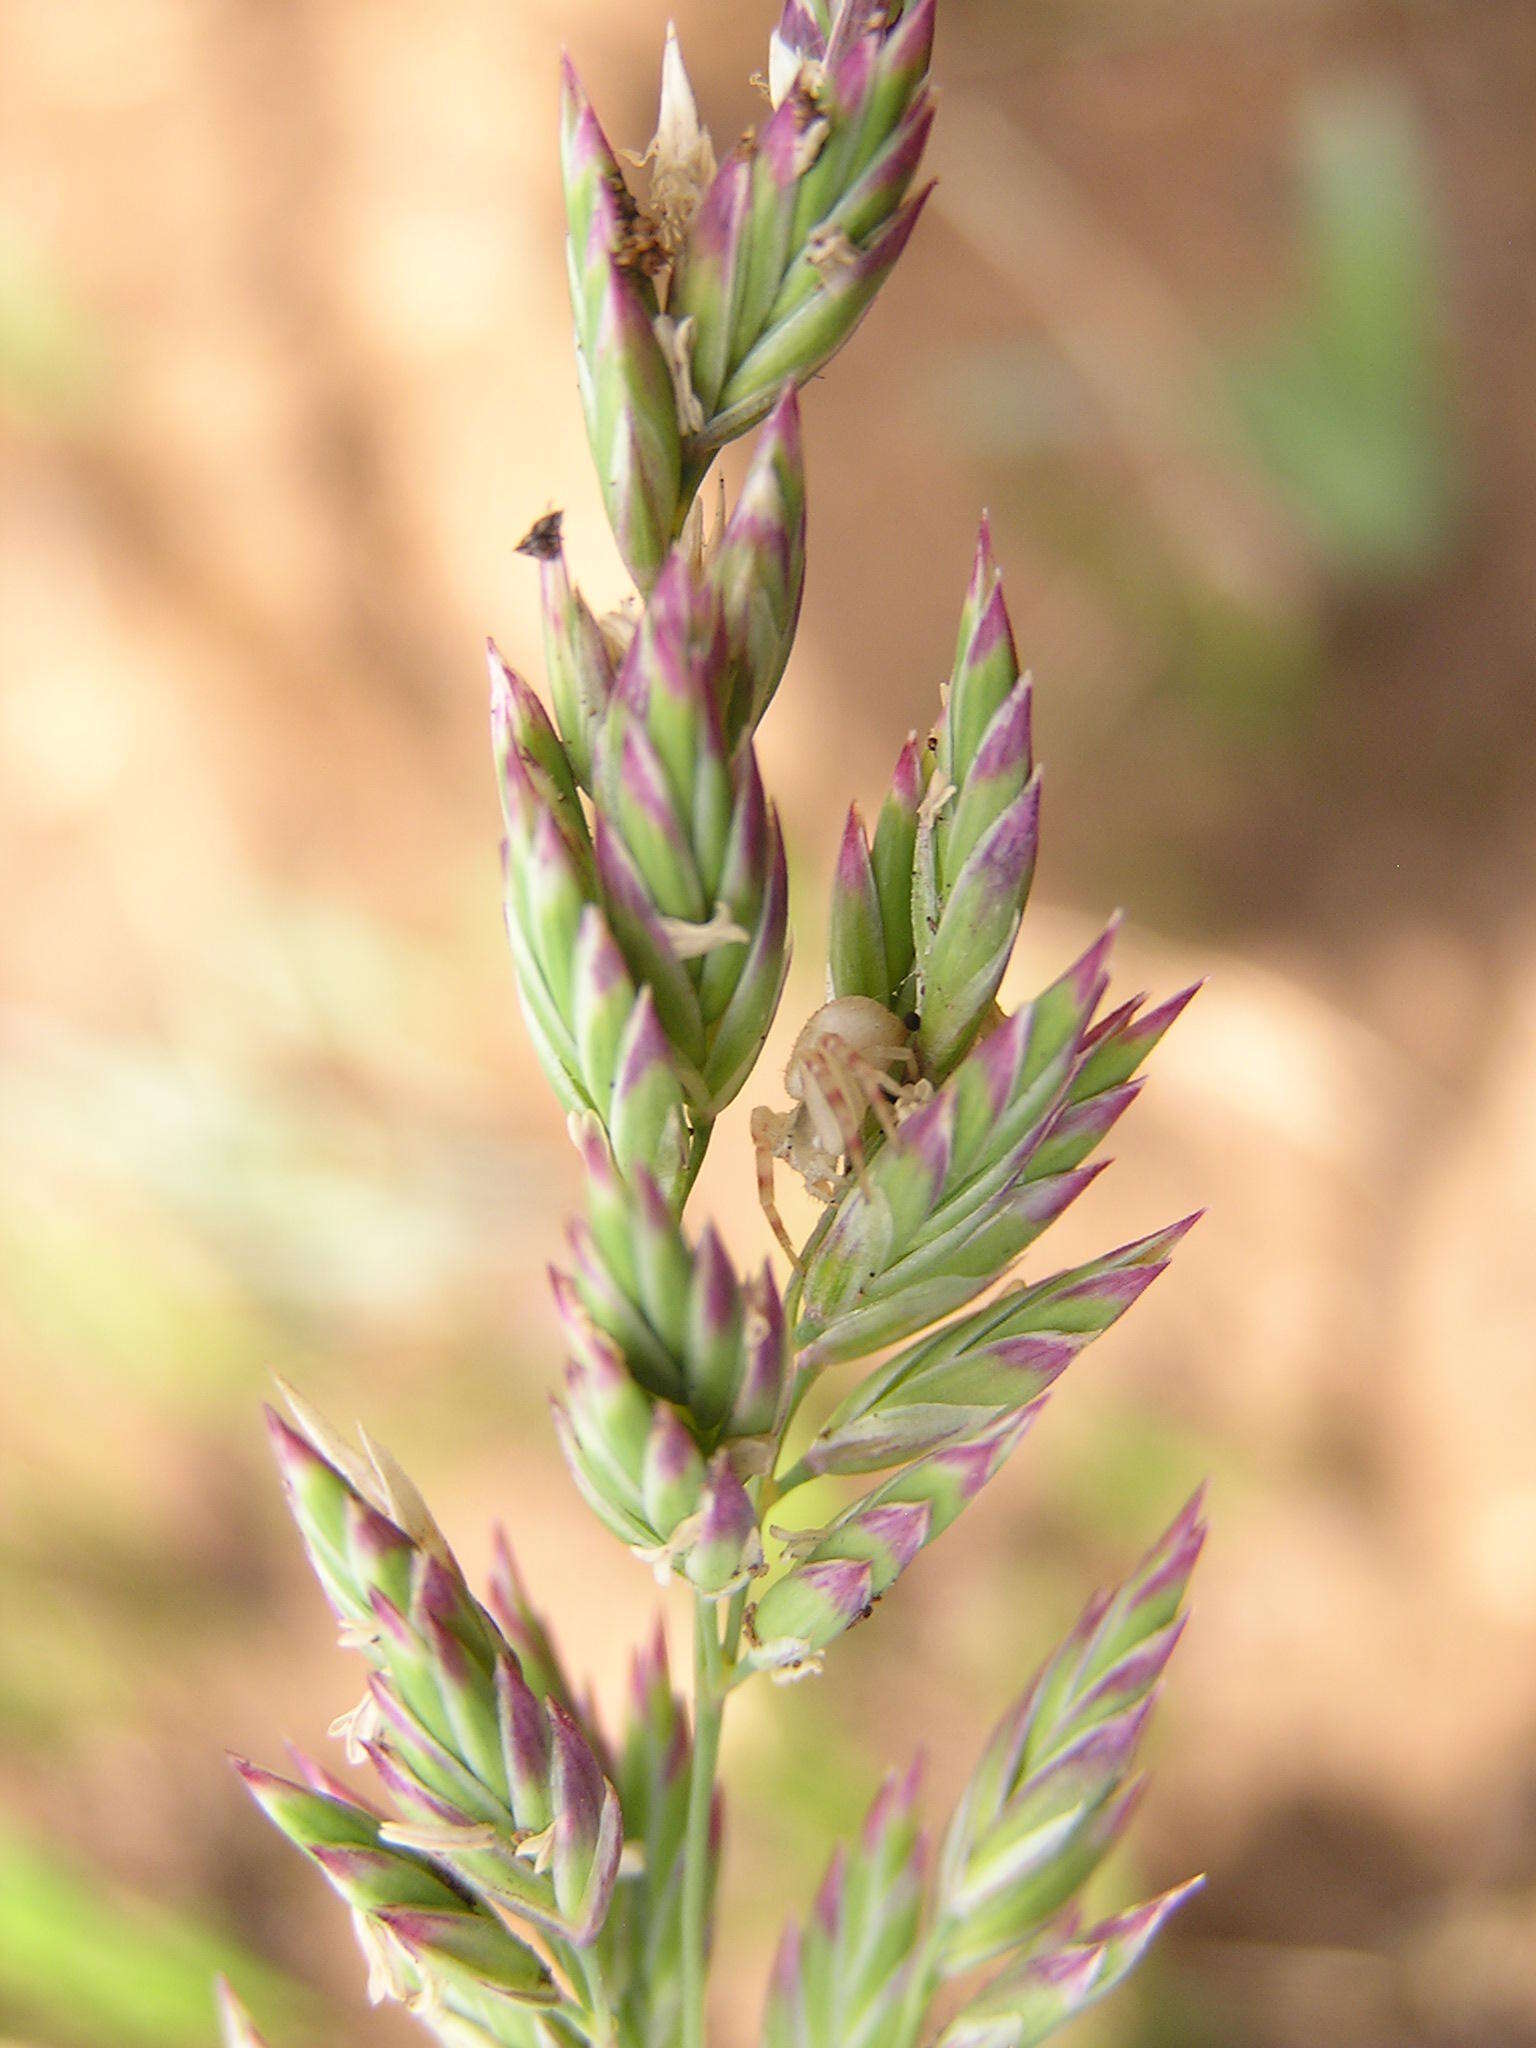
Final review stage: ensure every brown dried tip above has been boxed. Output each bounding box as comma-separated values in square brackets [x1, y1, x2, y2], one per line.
[516, 510, 565, 560]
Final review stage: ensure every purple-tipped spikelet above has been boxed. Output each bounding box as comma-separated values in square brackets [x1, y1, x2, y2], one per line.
[870, 732, 926, 996]
[663, 3, 934, 448]
[552, 1275, 768, 1594]
[260, 1401, 622, 1965]
[560, 0, 929, 565]
[560, 55, 682, 587]
[762, 1758, 928, 2048]
[486, 1525, 588, 1737]
[592, 543, 792, 1111]
[767, 3, 833, 110]
[707, 387, 807, 741]
[673, 0, 935, 452]
[934, 1494, 1207, 1975]
[233, 1759, 561, 2015]
[687, 1456, 765, 1596]
[797, 926, 1196, 1363]
[567, 1113, 790, 1450]
[935, 1878, 1205, 2048]
[493, 643, 694, 1198]
[517, 509, 616, 792]
[830, 519, 1042, 1074]
[601, 1621, 724, 2043]
[745, 1555, 874, 1669]
[552, 1303, 663, 1549]
[805, 1214, 1203, 1473]
[829, 799, 889, 1005]
[748, 1412, 1040, 1671]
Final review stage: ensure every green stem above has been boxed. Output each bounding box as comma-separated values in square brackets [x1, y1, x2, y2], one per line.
[678, 1116, 715, 1208]
[781, 1260, 806, 1331]
[771, 1452, 815, 1498]
[721, 1582, 749, 1666]
[671, 448, 717, 542]
[681, 1598, 726, 2048]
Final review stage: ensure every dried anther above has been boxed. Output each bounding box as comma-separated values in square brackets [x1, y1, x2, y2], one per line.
[807, 222, 860, 283]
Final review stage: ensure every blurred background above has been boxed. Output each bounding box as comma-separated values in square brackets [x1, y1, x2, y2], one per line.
[3, 0, 1534, 2042]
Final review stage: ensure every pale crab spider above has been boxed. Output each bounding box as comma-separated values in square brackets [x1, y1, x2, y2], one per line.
[750, 995, 930, 1266]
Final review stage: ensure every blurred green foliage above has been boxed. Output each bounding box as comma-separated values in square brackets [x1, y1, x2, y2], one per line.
[1233, 82, 1460, 579]
[0, 1828, 310, 2048]
[0, 233, 99, 423]
[937, 74, 1461, 764]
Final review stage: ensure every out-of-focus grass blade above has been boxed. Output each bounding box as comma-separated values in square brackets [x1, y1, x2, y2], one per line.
[0, 1826, 313, 2048]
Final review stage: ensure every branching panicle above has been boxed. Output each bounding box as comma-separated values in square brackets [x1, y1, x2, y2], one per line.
[236, 6, 1207, 2045]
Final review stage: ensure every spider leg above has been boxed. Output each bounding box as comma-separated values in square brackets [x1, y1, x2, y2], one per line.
[866, 1046, 932, 1126]
[751, 1115, 801, 1267]
[825, 1039, 907, 1143]
[800, 1043, 876, 1188]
